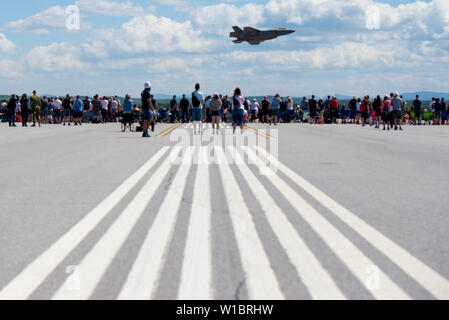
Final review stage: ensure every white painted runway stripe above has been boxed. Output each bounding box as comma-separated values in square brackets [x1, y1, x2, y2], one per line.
[0, 147, 170, 300]
[244, 147, 410, 300]
[215, 146, 284, 300]
[254, 145, 449, 300]
[229, 146, 345, 300]
[52, 146, 182, 300]
[117, 147, 194, 300]
[178, 148, 212, 300]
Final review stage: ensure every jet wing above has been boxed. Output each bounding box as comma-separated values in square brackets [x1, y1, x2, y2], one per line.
[243, 27, 260, 33]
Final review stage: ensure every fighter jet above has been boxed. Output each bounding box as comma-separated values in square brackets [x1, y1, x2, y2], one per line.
[230, 26, 295, 45]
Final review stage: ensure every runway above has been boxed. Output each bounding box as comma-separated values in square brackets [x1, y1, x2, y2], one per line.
[0, 122, 448, 300]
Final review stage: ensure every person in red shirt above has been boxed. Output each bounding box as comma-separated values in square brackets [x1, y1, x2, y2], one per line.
[329, 96, 339, 124]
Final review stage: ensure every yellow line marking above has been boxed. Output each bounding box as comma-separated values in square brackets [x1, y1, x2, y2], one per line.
[157, 123, 183, 137]
[244, 126, 273, 139]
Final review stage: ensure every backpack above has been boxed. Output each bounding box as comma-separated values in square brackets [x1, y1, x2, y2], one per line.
[192, 92, 201, 108]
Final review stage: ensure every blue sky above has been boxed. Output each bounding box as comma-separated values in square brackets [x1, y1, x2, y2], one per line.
[0, 0, 447, 97]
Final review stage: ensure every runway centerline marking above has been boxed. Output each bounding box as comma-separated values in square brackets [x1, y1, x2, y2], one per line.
[244, 126, 273, 139]
[179, 148, 212, 300]
[157, 123, 183, 137]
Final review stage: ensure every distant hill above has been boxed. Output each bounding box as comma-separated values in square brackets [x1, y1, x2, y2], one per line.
[401, 92, 449, 100]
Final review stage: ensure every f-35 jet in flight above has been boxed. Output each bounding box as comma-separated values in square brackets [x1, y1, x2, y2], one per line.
[230, 26, 295, 45]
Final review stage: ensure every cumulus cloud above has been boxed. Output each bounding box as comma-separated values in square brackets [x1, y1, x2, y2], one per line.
[0, 33, 15, 53]
[76, 0, 145, 16]
[26, 42, 88, 72]
[5, 0, 148, 33]
[83, 14, 212, 57]
[5, 6, 68, 34]
[190, 3, 266, 34]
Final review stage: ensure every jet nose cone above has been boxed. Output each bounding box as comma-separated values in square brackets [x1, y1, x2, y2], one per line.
[286, 30, 295, 35]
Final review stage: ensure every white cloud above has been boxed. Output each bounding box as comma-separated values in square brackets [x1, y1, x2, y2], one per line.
[5, 1, 148, 33]
[190, 3, 266, 34]
[26, 42, 88, 72]
[5, 6, 68, 34]
[75, 0, 145, 16]
[83, 14, 212, 57]
[0, 33, 15, 53]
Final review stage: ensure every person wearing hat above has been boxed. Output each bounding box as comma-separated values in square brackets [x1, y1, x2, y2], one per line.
[250, 98, 259, 123]
[141, 81, 155, 137]
[73, 95, 84, 126]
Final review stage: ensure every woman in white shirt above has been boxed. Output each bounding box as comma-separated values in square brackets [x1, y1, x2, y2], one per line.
[232, 87, 245, 134]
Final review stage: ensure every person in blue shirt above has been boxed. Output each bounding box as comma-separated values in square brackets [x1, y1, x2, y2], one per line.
[122, 93, 134, 132]
[73, 95, 84, 126]
[191, 83, 205, 135]
[270, 94, 281, 126]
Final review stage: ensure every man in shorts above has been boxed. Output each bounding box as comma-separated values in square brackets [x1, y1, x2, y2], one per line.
[191, 83, 205, 135]
[73, 95, 84, 126]
[270, 94, 281, 126]
[62, 94, 72, 126]
[391, 92, 403, 131]
[141, 81, 155, 138]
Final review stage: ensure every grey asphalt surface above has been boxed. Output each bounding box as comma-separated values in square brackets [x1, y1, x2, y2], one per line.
[0, 122, 448, 300]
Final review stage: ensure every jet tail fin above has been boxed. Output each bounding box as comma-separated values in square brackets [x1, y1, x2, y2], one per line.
[232, 26, 243, 34]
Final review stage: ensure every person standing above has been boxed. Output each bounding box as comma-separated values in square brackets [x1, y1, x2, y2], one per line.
[141, 81, 155, 138]
[110, 97, 118, 122]
[20, 94, 29, 127]
[210, 93, 222, 134]
[169, 95, 178, 124]
[7, 94, 17, 127]
[30, 90, 42, 127]
[308, 95, 318, 124]
[53, 97, 62, 124]
[62, 94, 72, 126]
[122, 93, 134, 132]
[73, 95, 84, 126]
[329, 96, 339, 124]
[270, 94, 281, 126]
[382, 96, 391, 131]
[261, 96, 270, 124]
[101, 96, 109, 123]
[92, 95, 101, 123]
[412, 95, 422, 125]
[232, 88, 245, 134]
[191, 83, 205, 135]
[373, 95, 382, 129]
[391, 92, 403, 131]
[180, 94, 190, 123]
[250, 98, 260, 123]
